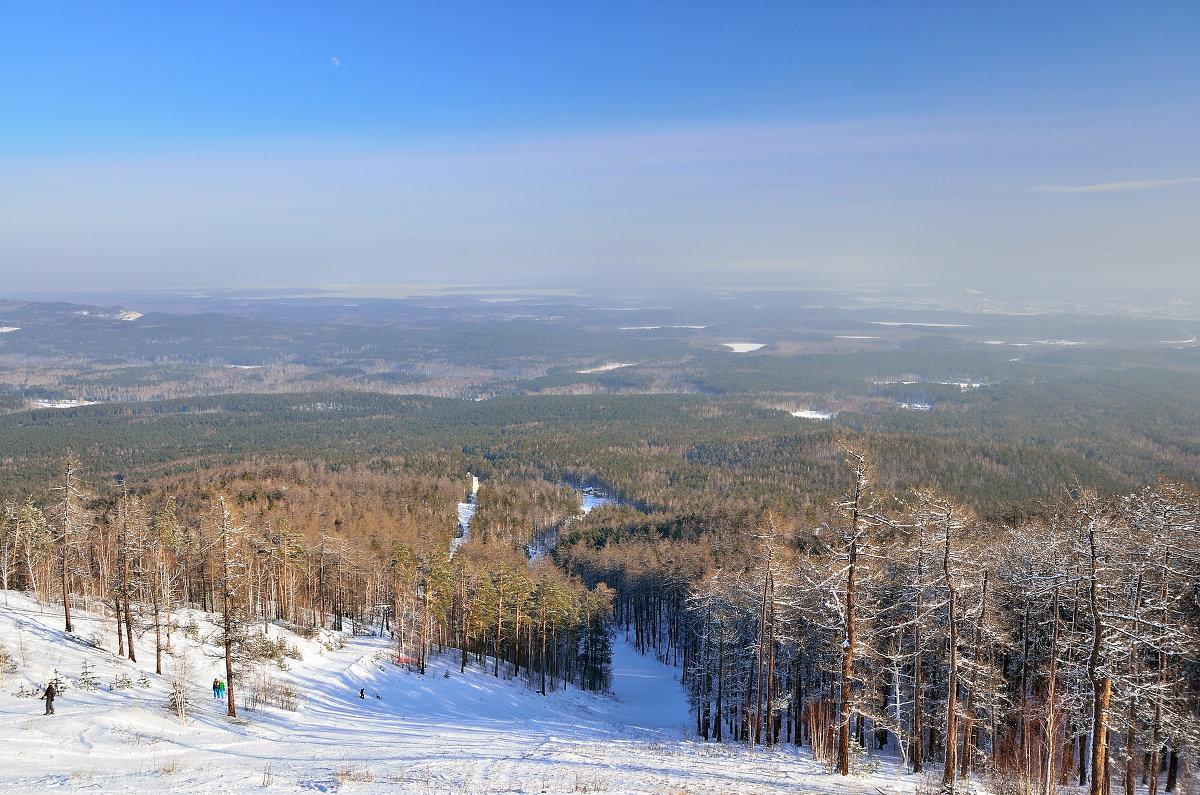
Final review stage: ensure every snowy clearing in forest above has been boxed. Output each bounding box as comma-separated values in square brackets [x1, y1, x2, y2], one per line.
[0, 326, 19, 333]
[791, 409, 834, 420]
[73, 310, 143, 321]
[0, 590, 928, 794]
[870, 378, 984, 392]
[580, 488, 614, 515]
[722, 342, 766, 353]
[31, 399, 98, 409]
[577, 362, 637, 374]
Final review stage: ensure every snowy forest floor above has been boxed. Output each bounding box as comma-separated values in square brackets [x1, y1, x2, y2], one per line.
[0, 590, 935, 793]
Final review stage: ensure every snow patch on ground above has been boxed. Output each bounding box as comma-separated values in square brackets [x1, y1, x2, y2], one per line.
[722, 342, 766, 353]
[984, 338, 1082, 347]
[620, 325, 707, 330]
[0, 326, 19, 333]
[871, 321, 971, 328]
[73, 310, 143, 321]
[578, 362, 637, 374]
[988, 338, 1090, 347]
[31, 399, 97, 409]
[580, 488, 614, 515]
[871, 378, 984, 392]
[0, 590, 922, 794]
[791, 409, 834, 420]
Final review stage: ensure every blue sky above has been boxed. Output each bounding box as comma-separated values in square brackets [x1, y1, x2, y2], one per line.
[3, 2, 1198, 297]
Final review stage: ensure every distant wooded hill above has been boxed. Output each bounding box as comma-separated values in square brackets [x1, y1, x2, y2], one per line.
[0, 387, 1195, 517]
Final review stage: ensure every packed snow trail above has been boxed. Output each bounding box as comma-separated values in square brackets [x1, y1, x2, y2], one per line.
[452, 473, 479, 552]
[608, 637, 689, 733]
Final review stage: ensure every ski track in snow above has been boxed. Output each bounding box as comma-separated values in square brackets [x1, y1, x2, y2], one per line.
[0, 590, 927, 794]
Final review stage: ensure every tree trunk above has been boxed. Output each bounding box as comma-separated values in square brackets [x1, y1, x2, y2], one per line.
[1123, 574, 1143, 795]
[60, 546, 73, 633]
[1042, 585, 1059, 795]
[839, 537, 857, 776]
[837, 450, 868, 777]
[115, 593, 125, 657]
[153, 566, 163, 675]
[494, 590, 503, 678]
[539, 601, 547, 696]
[1149, 552, 1169, 795]
[513, 605, 521, 679]
[1090, 677, 1111, 795]
[962, 572, 989, 779]
[913, 569, 924, 774]
[714, 635, 723, 742]
[1081, 733, 1089, 788]
[460, 564, 469, 674]
[224, 593, 237, 718]
[756, 570, 768, 745]
[420, 584, 429, 675]
[767, 572, 776, 745]
[123, 550, 136, 663]
[941, 514, 959, 792]
[1087, 516, 1109, 795]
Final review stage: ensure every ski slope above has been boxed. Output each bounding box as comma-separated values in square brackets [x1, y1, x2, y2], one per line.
[0, 591, 920, 793]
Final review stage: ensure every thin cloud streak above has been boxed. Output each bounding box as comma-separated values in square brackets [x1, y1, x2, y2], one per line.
[1034, 177, 1200, 194]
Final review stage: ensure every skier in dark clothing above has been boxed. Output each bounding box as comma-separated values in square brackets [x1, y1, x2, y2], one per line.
[359, 688, 365, 699]
[41, 683, 56, 715]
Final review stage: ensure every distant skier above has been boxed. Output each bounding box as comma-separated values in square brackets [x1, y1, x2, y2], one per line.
[41, 682, 56, 715]
[213, 679, 220, 699]
[218, 680, 226, 699]
[359, 688, 365, 699]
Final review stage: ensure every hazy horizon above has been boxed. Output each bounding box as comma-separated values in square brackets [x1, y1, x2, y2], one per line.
[3, 3, 1197, 302]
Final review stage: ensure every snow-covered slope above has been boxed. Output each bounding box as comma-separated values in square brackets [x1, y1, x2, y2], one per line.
[0, 590, 918, 793]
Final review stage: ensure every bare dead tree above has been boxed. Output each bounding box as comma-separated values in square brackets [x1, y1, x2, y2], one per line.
[51, 451, 91, 633]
